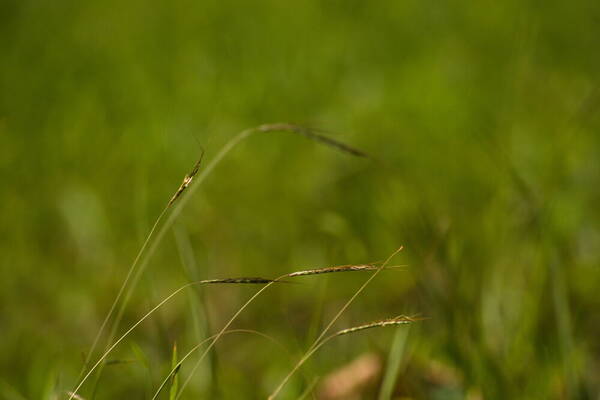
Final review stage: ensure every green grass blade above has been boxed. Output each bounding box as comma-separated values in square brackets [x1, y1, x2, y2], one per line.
[169, 342, 179, 400]
[378, 326, 410, 400]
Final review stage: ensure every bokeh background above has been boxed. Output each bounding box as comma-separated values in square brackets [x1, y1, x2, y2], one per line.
[1, 0, 599, 399]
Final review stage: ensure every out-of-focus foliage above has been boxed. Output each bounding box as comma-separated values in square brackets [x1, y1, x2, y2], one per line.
[1, 0, 599, 399]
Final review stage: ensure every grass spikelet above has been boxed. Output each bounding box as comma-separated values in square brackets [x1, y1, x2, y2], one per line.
[333, 315, 423, 337]
[200, 277, 280, 284]
[256, 123, 369, 158]
[287, 264, 404, 277]
[167, 148, 205, 207]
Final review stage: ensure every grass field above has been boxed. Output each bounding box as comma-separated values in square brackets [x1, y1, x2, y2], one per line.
[1, 1, 600, 399]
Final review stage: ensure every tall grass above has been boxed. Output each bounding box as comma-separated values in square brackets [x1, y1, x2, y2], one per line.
[69, 124, 416, 399]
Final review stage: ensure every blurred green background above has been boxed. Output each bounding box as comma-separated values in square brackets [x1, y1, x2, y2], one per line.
[1, 0, 599, 399]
